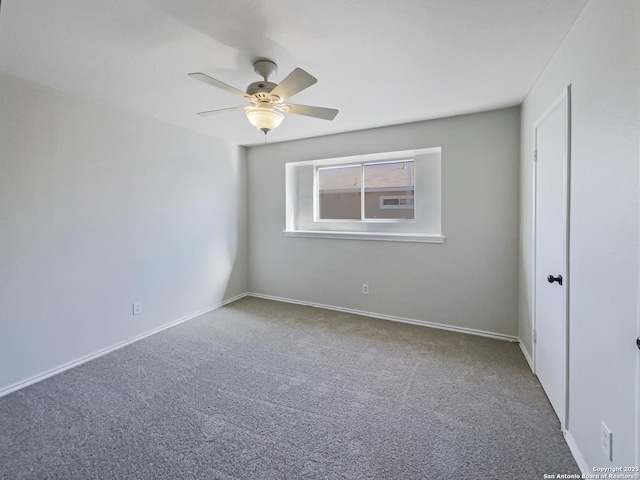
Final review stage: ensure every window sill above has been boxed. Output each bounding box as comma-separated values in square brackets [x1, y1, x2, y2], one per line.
[283, 230, 445, 243]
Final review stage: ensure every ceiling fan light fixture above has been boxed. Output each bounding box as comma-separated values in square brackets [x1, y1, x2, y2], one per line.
[245, 105, 284, 134]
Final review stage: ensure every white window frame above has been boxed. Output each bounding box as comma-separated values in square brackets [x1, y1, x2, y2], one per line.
[314, 159, 416, 223]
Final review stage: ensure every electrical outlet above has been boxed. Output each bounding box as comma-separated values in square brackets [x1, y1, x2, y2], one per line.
[132, 302, 142, 316]
[362, 284, 369, 295]
[601, 421, 612, 461]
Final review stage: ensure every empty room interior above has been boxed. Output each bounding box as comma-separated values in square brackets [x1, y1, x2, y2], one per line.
[1, 0, 639, 478]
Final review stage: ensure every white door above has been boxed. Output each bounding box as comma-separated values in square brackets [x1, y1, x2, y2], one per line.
[534, 87, 570, 427]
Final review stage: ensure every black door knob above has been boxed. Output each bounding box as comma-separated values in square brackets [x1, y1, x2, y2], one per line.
[547, 274, 563, 285]
[637, 337, 640, 351]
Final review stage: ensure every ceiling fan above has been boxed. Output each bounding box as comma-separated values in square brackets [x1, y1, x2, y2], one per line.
[188, 60, 338, 135]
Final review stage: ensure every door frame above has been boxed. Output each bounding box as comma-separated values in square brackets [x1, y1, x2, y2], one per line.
[531, 85, 572, 430]
[636, 104, 640, 467]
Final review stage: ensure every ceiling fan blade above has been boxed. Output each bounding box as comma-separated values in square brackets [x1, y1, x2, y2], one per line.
[270, 68, 317, 100]
[188, 72, 249, 100]
[197, 106, 246, 117]
[284, 103, 338, 121]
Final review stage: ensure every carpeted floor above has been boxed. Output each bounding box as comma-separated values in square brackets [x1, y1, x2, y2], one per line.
[0, 296, 579, 479]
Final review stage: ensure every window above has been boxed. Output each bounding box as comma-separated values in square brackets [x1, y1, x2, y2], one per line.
[317, 160, 415, 221]
[285, 148, 444, 243]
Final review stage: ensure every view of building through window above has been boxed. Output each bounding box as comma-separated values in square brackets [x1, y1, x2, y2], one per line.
[318, 160, 415, 220]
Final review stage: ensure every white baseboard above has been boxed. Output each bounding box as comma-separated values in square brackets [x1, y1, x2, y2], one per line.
[247, 293, 518, 342]
[564, 429, 589, 475]
[0, 293, 248, 398]
[518, 340, 534, 371]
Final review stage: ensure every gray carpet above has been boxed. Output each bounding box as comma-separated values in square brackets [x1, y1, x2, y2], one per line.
[0, 296, 579, 479]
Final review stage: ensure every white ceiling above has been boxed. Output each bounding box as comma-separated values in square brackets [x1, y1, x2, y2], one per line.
[0, 0, 588, 146]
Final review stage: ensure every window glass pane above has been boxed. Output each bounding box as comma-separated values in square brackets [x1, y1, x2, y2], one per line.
[364, 161, 415, 219]
[317, 165, 362, 220]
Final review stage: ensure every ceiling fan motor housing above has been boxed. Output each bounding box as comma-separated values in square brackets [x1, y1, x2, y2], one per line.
[246, 81, 278, 99]
[249, 59, 282, 102]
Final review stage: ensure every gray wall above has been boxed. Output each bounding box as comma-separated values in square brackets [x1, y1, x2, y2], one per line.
[519, 0, 639, 468]
[0, 72, 248, 393]
[248, 107, 520, 337]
